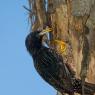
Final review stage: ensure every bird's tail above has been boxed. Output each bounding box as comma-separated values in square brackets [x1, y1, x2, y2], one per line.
[84, 81, 95, 95]
[73, 78, 95, 95]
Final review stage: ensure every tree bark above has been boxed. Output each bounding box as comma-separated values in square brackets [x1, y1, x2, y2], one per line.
[28, 0, 95, 95]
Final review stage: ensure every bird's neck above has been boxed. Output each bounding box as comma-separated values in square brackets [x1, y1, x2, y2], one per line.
[31, 41, 43, 57]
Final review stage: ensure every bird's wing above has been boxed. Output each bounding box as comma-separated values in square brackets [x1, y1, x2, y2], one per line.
[48, 48, 75, 77]
[38, 47, 73, 79]
[49, 48, 75, 78]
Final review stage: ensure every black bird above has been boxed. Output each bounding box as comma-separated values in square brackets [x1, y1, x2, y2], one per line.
[25, 30, 95, 95]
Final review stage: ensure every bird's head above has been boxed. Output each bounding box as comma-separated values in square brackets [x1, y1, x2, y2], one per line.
[25, 28, 52, 54]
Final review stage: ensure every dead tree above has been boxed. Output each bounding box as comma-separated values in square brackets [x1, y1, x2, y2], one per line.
[27, 0, 95, 95]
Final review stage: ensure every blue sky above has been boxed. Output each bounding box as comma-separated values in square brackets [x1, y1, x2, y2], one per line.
[0, 0, 56, 95]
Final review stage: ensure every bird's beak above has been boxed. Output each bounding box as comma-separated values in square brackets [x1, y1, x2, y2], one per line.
[39, 27, 52, 36]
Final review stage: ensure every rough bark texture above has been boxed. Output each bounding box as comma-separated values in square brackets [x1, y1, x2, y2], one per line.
[28, 0, 95, 95]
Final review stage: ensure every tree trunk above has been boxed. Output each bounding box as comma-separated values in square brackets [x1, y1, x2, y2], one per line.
[28, 0, 95, 95]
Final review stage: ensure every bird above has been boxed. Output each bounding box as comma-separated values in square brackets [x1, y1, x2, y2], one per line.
[25, 29, 95, 95]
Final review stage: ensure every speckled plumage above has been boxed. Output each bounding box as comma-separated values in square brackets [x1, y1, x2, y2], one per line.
[25, 31, 95, 95]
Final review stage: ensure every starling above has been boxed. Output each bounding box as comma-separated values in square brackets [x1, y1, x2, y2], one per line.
[25, 30, 95, 95]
